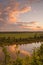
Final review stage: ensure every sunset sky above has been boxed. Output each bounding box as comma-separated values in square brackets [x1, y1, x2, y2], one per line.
[0, 0, 43, 31]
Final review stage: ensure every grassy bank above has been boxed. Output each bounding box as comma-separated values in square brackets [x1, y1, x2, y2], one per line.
[0, 32, 43, 38]
[0, 32, 43, 46]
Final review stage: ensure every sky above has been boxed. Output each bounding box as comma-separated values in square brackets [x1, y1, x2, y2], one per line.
[0, 0, 43, 31]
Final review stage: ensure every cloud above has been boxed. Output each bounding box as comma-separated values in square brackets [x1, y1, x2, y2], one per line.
[27, 0, 41, 3]
[0, 0, 31, 31]
[31, 26, 43, 31]
[6, 6, 31, 23]
[16, 21, 38, 27]
[0, 0, 31, 24]
[13, 21, 43, 31]
[36, 26, 43, 30]
[20, 6, 31, 13]
[0, 0, 43, 31]
[0, 20, 43, 31]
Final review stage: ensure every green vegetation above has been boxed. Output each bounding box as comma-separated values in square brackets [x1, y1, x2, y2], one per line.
[31, 44, 43, 65]
[0, 44, 43, 65]
[0, 32, 43, 46]
[0, 32, 43, 64]
[0, 32, 43, 38]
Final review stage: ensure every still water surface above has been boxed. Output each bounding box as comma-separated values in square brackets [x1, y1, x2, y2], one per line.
[0, 42, 43, 61]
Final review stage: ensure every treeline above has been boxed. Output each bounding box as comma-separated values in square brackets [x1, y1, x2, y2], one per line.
[0, 43, 43, 65]
[0, 34, 43, 46]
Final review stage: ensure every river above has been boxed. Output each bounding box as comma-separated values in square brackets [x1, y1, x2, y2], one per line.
[0, 42, 43, 61]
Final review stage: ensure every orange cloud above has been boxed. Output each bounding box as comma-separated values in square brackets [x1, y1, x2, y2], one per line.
[8, 12, 16, 23]
[20, 25, 32, 29]
[29, 21, 37, 24]
[8, 16, 17, 23]
[12, 6, 31, 14]
[30, 26, 43, 31]
[0, 0, 32, 24]
[17, 22, 43, 31]
[7, 6, 31, 23]
[21, 26, 43, 31]
[20, 6, 31, 13]
[18, 21, 38, 28]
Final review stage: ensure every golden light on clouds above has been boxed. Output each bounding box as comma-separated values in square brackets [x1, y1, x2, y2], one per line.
[32, 26, 43, 31]
[7, 6, 31, 23]
[0, 0, 43, 31]
[17, 21, 43, 31]
[8, 12, 17, 23]
[20, 6, 31, 13]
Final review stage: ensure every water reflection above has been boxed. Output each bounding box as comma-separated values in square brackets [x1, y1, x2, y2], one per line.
[19, 42, 42, 54]
[0, 42, 43, 61]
